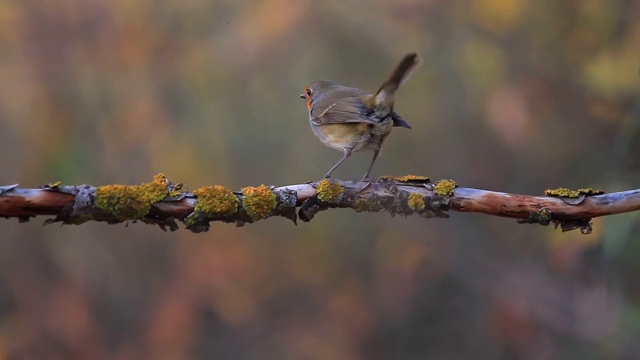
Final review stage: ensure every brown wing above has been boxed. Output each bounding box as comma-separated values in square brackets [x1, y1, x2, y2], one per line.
[310, 97, 378, 126]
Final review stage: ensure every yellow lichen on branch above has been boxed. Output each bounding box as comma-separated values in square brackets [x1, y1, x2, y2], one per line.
[95, 174, 170, 221]
[241, 185, 277, 221]
[545, 187, 604, 198]
[380, 174, 430, 182]
[316, 179, 344, 204]
[407, 192, 426, 211]
[434, 179, 457, 196]
[193, 185, 238, 217]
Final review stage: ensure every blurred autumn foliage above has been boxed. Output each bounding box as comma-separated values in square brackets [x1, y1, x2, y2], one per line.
[1, 0, 640, 358]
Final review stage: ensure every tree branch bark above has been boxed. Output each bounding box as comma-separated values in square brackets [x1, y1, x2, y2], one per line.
[1, 175, 637, 233]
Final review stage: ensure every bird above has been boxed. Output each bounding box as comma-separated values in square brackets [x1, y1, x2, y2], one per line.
[300, 52, 421, 181]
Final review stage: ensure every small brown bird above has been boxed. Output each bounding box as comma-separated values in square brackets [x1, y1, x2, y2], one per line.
[300, 53, 421, 181]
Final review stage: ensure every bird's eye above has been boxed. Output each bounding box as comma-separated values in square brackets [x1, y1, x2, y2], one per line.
[306, 88, 313, 97]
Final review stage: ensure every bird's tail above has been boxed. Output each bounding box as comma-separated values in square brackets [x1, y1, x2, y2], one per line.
[369, 52, 422, 115]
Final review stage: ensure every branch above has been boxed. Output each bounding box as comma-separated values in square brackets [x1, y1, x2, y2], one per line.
[1, 174, 638, 233]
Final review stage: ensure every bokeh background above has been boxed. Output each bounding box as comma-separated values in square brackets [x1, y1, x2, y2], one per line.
[1, 0, 639, 359]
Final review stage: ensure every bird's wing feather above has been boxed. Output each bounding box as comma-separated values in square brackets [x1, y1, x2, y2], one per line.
[310, 98, 378, 126]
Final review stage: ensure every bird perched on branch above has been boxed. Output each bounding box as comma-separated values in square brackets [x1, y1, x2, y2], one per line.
[300, 52, 422, 181]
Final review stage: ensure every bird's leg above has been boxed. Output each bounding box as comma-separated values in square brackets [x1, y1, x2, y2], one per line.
[324, 149, 352, 178]
[361, 148, 381, 182]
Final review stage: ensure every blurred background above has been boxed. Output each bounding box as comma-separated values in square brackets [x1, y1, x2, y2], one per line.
[0, 0, 639, 359]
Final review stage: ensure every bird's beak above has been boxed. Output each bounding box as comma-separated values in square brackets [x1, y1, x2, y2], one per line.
[299, 93, 306, 99]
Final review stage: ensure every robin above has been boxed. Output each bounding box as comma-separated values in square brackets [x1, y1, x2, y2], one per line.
[300, 53, 421, 181]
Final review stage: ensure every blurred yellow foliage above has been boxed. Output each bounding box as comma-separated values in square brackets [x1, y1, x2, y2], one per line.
[473, 0, 527, 34]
